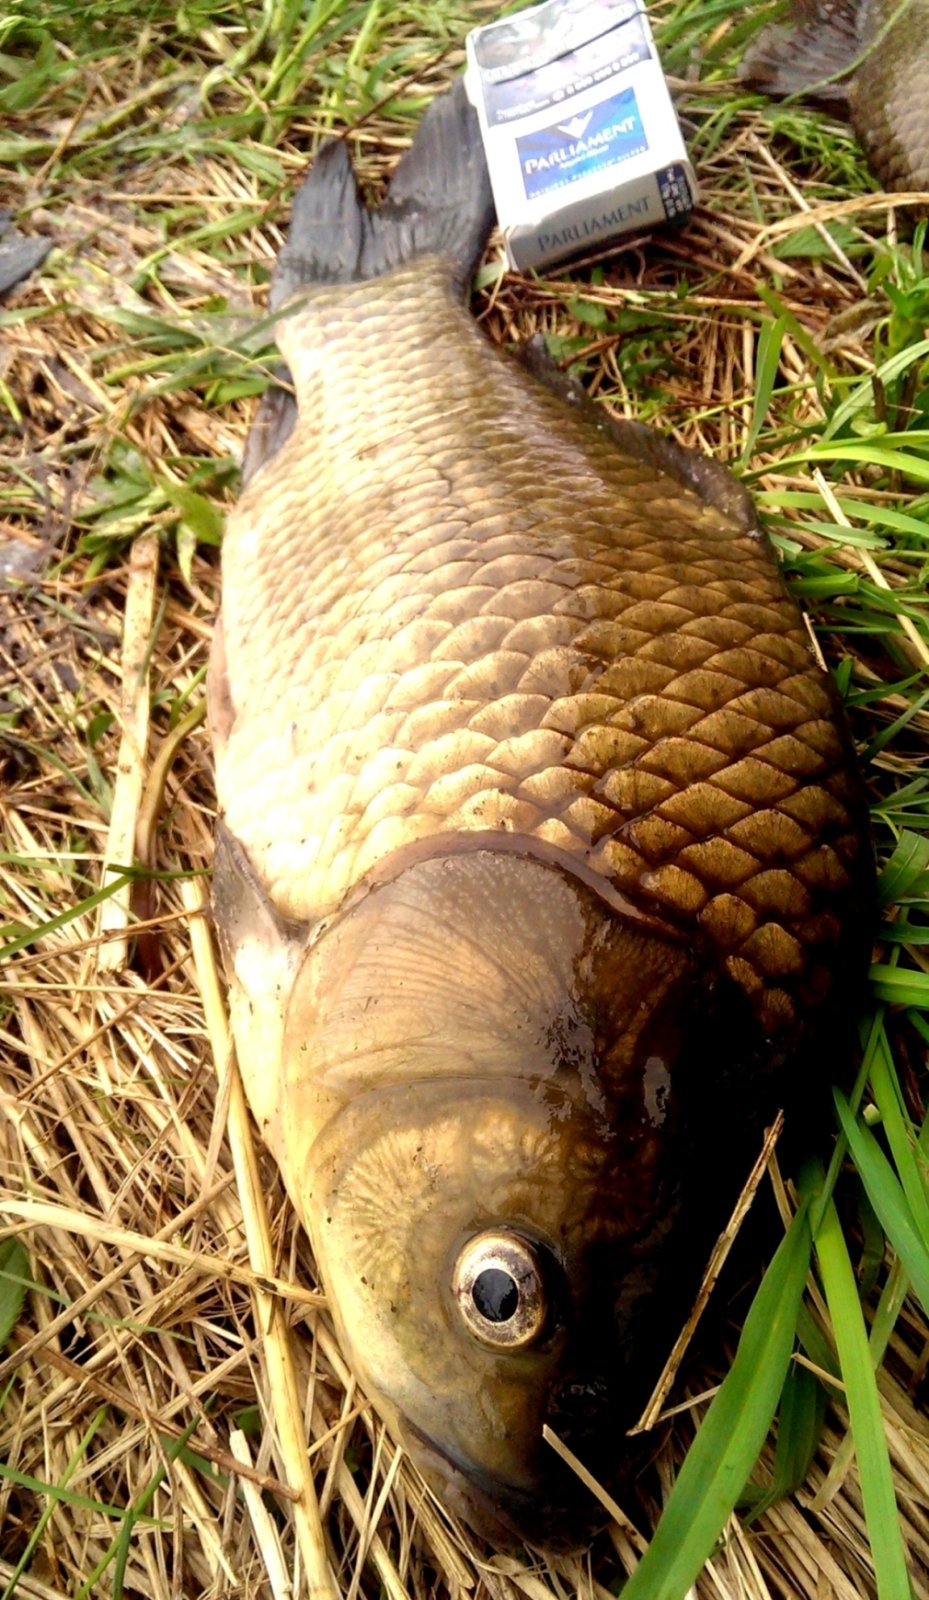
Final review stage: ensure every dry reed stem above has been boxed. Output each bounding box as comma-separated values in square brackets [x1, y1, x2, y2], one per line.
[541, 1430, 645, 1554]
[97, 529, 159, 970]
[230, 1428, 294, 1600]
[731, 191, 929, 272]
[746, 134, 868, 289]
[185, 878, 338, 1600]
[630, 1114, 785, 1434]
[0, 1196, 322, 1308]
[813, 468, 929, 671]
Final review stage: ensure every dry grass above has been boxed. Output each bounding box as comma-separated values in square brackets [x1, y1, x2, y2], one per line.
[2, 2, 929, 1596]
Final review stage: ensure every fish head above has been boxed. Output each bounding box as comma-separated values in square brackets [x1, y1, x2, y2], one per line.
[306, 1072, 674, 1545]
[280, 851, 749, 1546]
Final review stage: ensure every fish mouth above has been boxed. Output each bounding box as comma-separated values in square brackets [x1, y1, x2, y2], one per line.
[400, 1420, 608, 1551]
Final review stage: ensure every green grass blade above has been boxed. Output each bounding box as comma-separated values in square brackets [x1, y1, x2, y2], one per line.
[0, 1462, 154, 1520]
[877, 831, 929, 908]
[0, 1408, 107, 1600]
[0, 872, 131, 963]
[820, 337, 929, 441]
[0, 1240, 28, 1348]
[834, 1093, 929, 1318]
[73, 1418, 199, 1600]
[741, 1359, 828, 1523]
[738, 314, 787, 467]
[862, 689, 929, 764]
[868, 966, 929, 1007]
[813, 1017, 883, 1234]
[813, 1255, 913, 1507]
[796, 1302, 841, 1382]
[749, 437, 929, 481]
[869, 1041, 929, 1235]
[813, 1192, 913, 1600]
[621, 1204, 810, 1600]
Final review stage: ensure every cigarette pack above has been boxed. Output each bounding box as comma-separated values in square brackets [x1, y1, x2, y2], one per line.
[466, 0, 697, 272]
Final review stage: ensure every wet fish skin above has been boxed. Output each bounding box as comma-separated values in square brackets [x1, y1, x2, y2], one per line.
[210, 84, 873, 1546]
[741, 0, 929, 193]
[215, 256, 866, 1034]
[0, 211, 52, 298]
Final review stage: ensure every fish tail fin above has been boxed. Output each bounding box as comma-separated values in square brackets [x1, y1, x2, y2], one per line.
[268, 140, 365, 310]
[371, 78, 495, 293]
[270, 78, 494, 307]
[739, 3, 859, 110]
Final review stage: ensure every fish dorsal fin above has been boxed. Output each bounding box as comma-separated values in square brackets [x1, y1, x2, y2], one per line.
[739, 1, 861, 110]
[515, 334, 759, 533]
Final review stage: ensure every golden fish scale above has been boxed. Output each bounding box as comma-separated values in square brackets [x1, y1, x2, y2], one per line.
[216, 260, 863, 1035]
[852, 0, 929, 189]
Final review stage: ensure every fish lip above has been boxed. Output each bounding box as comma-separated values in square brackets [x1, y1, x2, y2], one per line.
[399, 1419, 603, 1551]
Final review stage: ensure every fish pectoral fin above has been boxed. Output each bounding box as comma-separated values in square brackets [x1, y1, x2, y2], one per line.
[513, 332, 588, 399]
[212, 821, 309, 982]
[240, 369, 298, 485]
[212, 824, 311, 1146]
[517, 334, 759, 534]
[0, 216, 52, 298]
[739, 4, 857, 110]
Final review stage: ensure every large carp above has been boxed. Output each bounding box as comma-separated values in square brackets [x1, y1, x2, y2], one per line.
[741, 0, 929, 193]
[209, 81, 873, 1546]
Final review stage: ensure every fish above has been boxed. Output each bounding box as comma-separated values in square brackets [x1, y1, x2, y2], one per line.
[740, 0, 929, 193]
[208, 80, 874, 1547]
[0, 211, 52, 299]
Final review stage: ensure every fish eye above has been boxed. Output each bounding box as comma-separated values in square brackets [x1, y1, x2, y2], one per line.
[451, 1231, 547, 1349]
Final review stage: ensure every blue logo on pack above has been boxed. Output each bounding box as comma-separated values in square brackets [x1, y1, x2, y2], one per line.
[517, 86, 647, 200]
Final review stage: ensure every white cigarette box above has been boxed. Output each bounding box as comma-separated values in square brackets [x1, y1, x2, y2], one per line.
[466, 0, 697, 272]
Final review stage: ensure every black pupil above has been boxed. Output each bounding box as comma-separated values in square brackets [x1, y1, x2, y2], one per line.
[472, 1267, 519, 1323]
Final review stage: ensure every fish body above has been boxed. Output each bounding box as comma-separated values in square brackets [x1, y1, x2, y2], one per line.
[741, 0, 929, 192]
[210, 84, 873, 1546]
[0, 211, 52, 298]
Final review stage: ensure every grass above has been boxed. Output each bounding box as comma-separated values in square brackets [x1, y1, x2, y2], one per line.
[2, 0, 929, 1596]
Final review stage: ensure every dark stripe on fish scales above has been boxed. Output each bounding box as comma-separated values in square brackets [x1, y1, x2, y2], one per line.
[210, 81, 873, 1548]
